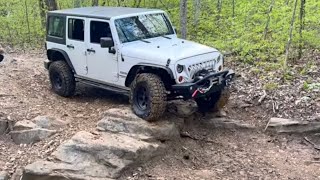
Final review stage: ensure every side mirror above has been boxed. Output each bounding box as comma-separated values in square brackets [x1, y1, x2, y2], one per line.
[100, 37, 114, 48]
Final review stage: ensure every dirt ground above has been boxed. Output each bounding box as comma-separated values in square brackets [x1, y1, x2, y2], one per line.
[1, 51, 320, 179]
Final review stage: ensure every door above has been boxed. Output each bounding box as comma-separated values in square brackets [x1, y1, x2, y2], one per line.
[65, 16, 88, 76]
[85, 19, 119, 83]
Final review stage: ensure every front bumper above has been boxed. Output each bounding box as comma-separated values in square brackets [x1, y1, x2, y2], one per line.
[171, 69, 235, 99]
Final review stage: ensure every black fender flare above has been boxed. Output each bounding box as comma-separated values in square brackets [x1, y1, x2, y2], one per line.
[47, 48, 76, 74]
[136, 63, 174, 79]
[125, 63, 175, 87]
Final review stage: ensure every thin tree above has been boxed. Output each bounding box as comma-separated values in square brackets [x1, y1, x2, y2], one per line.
[92, 0, 99, 6]
[180, 0, 188, 39]
[284, 0, 298, 69]
[45, 0, 58, 11]
[38, 0, 46, 28]
[24, 0, 31, 43]
[263, 0, 275, 40]
[298, 0, 306, 59]
[193, 0, 200, 27]
[232, 0, 235, 17]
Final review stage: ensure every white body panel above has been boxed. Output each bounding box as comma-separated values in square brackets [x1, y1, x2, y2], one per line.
[85, 18, 119, 83]
[47, 10, 224, 88]
[65, 16, 88, 76]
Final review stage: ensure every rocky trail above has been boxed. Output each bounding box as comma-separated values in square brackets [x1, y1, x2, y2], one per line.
[0, 51, 320, 179]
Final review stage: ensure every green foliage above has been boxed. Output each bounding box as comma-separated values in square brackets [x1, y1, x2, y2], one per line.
[0, 0, 319, 64]
[303, 82, 320, 91]
[263, 82, 279, 91]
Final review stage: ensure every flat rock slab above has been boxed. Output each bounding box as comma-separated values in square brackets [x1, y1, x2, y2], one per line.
[10, 116, 68, 144]
[22, 131, 163, 180]
[10, 128, 57, 144]
[0, 120, 8, 135]
[98, 108, 179, 141]
[0, 171, 9, 180]
[202, 118, 255, 129]
[266, 117, 320, 133]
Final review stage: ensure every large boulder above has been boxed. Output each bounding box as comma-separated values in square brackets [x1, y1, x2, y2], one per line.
[97, 107, 179, 141]
[10, 116, 68, 144]
[22, 131, 163, 180]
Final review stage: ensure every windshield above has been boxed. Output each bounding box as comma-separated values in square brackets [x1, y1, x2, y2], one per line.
[115, 13, 174, 43]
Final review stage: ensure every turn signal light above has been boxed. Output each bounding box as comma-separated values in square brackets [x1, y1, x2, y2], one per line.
[178, 76, 184, 82]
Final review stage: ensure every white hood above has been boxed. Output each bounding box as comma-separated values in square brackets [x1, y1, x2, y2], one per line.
[120, 36, 219, 65]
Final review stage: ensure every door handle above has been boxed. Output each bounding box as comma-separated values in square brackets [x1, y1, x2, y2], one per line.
[87, 48, 95, 53]
[67, 44, 74, 49]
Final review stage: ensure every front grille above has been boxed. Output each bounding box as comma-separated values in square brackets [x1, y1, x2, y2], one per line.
[188, 59, 216, 79]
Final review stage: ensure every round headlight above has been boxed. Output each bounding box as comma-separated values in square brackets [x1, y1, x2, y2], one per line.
[177, 64, 184, 73]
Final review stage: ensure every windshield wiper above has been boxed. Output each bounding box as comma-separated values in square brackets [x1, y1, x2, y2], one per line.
[161, 35, 171, 39]
[139, 39, 150, 43]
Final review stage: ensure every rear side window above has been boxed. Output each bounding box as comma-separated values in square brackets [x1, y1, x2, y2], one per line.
[68, 18, 85, 41]
[48, 16, 64, 38]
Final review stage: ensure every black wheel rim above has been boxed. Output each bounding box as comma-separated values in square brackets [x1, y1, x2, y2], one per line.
[52, 72, 62, 89]
[135, 86, 148, 110]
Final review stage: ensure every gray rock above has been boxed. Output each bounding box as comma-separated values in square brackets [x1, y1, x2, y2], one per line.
[13, 120, 38, 131]
[203, 118, 255, 129]
[33, 116, 68, 130]
[266, 117, 320, 133]
[167, 100, 198, 117]
[23, 131, 163, 179]
[0, 120, 8, 135]
[10, 116, 68, 144]
[0, 171, 9, 180]
[10, 128, 57, 144]
[98, 108, 179, 141]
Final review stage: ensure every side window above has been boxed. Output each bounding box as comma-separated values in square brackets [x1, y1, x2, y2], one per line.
[68, 18, 84, 41]
[90, 21, 112, 44]
[48, 16, 64, 38]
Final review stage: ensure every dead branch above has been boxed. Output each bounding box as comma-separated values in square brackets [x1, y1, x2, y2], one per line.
[258, 90, 267, 104]
[304, 137, 320, 151]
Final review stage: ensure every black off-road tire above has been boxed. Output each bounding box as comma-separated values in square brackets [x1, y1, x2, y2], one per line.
[130, 73, 167, 121]
[196, 88, 230, 113]
[49, 61, 75, 97]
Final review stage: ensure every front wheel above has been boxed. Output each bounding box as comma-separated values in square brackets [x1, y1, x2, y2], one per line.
[130, 73, 167, 121]
[195, 88, 230, 113]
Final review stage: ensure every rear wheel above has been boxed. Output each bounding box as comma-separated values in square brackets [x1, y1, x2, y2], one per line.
[130, 73, 167, 121]
[49, 61, 75, 97]
[196, 88, 230, 113]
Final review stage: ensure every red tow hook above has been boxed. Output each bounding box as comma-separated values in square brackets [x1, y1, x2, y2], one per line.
[192, 89, 199, 98]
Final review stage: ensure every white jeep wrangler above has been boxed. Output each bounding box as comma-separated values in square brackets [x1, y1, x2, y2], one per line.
[45, 7, 235, 121]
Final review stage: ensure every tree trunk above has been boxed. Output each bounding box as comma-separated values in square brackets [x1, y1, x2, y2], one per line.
[217, 0, 222, 20]
[193, 0, 200, 27]
[180, 0, 188, 39]
[298, 0, 305, 59]
[284, 0, 298, 69]
[74, 0, 83, 8]
[92, 0, 99, 6]
[45, 0, 58, 11]
[38, 0, 46, 28]
[24, 0, 31, 43]
[263, 0, 275, 40]
[232, 0, 235, 17]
